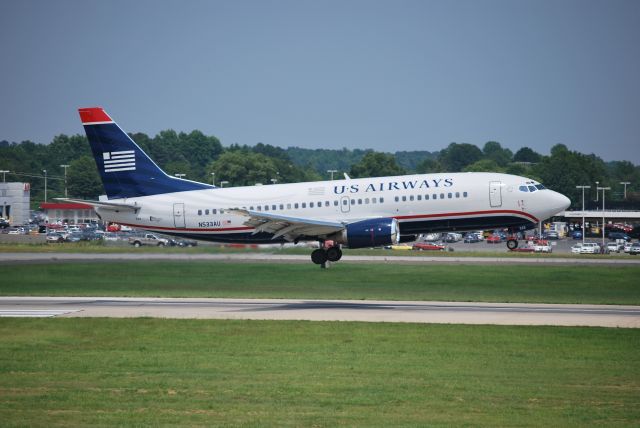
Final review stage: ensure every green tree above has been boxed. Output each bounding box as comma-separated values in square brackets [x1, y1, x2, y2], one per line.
[513, 147, 542, 163]
[67, 156, 103, 199]
[463, 159, 503, 172]
[208, 151, 279, 186]
[415, 158, 444, 174]
[482, 141, 512, 167]
[349, 152, 406, 178]
[437, 143, 483, 172]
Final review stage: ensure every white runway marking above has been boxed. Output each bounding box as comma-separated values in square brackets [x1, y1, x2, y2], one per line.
[0, 309, 79, 318]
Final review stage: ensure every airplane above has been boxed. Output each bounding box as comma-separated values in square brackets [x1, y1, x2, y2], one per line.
[61, 107, 571, 265]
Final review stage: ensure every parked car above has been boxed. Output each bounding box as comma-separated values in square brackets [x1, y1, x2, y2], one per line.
[0, 218, 9, 229]
[168, 239, 198, 247]
[579, 242, 601, 254]
[486, 234, 502, 244]
[412, 242, 446, 251]
[606, 242, 622, 253]
[571, 230, 583, 239]
[463, 234, 480, 243]
[608, 231, 631, 242]
[534, 240, 552, 253]
[571, 243, 583, 254]
[623, 242, 633, 253]
[128, 233, 169, 247]
[629, 243, 640, 255]
[46, 232, 65, 243]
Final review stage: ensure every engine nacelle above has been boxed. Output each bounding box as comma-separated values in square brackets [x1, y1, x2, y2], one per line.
[328, 218, 400, 249]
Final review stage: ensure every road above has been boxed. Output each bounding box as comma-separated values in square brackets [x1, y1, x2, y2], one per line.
[1, 297, 638, 328]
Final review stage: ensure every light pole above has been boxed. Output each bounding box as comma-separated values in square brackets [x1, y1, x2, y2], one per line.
[595, 181, 599, 202]
[43, 169, 48, 202]
[597, 186, 610, 250]
[327, 169, 338, 180]
[576, 185, 590, 245]
[220, 181, 229, 188]
[60, 164, 70, 198]
[270, 178, 278, 185]
[175, 173, 186, 179]
[0, 170, 8, 182]
[620, 181, 630, 199]
[210, 172, 215, 186]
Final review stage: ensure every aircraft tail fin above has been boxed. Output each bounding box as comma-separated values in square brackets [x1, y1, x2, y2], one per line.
[79, 107, 213, 199]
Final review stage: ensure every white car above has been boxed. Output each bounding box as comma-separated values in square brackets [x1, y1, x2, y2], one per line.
[607, 242, 621, 253]
[580, 243, 601, 254]
[571, 243, 583, 254]
[623, 242, 633, 253]
[534, 243, 552, 253]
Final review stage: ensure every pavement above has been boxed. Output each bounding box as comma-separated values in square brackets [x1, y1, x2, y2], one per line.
[1, 297, 639, 328]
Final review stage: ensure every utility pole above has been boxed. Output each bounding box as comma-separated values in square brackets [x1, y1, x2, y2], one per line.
[597, 186, 610, 250]
[43, 169, 48, 202]
[211, 172, 215, 186]
[620, 181, 630, 199]
[60, 164, 70, 198]
[327, 169, 338, 181]
[220, 181, 229, 188]
[0, 170, 8, 182]
[576, 185, 590, 245]
[175, 173, 186, 179]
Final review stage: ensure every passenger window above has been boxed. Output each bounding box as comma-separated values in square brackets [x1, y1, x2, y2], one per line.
[248, 207, 253, 211]
[448, 193, 452, 199]
[342, 199, 347, 205]
[295, 203, 299, 209]
[272, 205, 277, 210]
[417, 195, 421, 201]
[264, 205, 269, 211]
[302, 203, 306, 208]
[463, 192, 468, 197]
[380, 197, 384, 203]
[334, 200, 338, 206]
[287, 204, 291, 209]
[351, 199, 356, 205]
[279, 204, 284, 210]
[440, 193, 445, 199]
[455, 192, 460, 198]
[213, 209, 217, 214]
[433, 194, 437, 200]
[325, 201, 330, 207]
[402, 196, 407, 202]
[257, 206, 262, 211]
[425, 195, 429, 200]
[205, 209, 210, 215]
[358, 199, 362, 205]
[365, 198, 370, 204]
[395, 196, 399, 202]
[310, 202, 314, 208]
[372, 198, 377, 203]
[197, 210, 202, 216]
[220, 209, 225, 214]
[409, 195, 414, 201]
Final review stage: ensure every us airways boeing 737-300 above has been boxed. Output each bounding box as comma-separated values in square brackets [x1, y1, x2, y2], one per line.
[61, 107, 571, 265]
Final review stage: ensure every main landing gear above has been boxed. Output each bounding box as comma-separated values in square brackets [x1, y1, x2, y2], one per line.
[311, 245, 343, 267]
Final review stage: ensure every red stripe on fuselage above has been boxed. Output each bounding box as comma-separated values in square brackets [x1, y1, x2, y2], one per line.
[395, 209, 539, 223]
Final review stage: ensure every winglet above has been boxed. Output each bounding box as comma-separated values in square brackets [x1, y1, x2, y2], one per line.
[79, 107, 113, 125]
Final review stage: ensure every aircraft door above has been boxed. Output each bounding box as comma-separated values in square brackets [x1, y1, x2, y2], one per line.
[173, 203, 186, 228]
[489, 181, 502, 207]
[340, 196, 351, 213]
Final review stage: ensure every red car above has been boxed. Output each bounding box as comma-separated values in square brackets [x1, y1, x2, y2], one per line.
[486, 234, 502, 244]
[412, 242, 446, 251]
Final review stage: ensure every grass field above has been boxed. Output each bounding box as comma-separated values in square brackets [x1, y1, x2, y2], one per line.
[0, 319, 638, 426]
[1, 261, 639, 304]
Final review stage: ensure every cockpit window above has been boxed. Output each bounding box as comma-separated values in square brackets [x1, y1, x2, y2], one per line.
[519, 186, 529, 192]
[535, 184, 546, 190]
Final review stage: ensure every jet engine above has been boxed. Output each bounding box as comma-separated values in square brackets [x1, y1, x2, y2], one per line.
[328, 218, 400, 249]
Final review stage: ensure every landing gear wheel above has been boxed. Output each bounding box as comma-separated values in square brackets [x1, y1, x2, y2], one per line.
[311, 249, 328, 265]
[326, 246, 342, 262]
[506, 239, 518, 250]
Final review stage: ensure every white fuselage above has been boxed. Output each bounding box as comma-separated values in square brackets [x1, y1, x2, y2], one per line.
[97, 172, 570, 243]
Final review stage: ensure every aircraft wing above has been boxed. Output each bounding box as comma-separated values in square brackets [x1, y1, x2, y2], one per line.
[54, 198, 141, 212]
[228, 209, 345, 241]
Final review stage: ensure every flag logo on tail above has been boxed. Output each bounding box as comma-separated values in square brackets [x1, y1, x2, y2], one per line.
[103, 150, 136, 173]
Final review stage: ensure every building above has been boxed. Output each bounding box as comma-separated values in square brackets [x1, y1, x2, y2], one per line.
[0, 182, 31, 225]
[40, 202, 99, 225]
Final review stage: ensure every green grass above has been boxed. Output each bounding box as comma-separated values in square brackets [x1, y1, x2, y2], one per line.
[0, 319, 638, 426]
[1, 261, 639, 304]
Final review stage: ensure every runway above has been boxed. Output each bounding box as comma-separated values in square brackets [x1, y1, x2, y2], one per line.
[1, 297, 638, 328]
[2, 251, 640, 265]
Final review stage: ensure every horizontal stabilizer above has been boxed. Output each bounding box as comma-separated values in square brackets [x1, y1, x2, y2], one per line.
[54, 198, 141, 212]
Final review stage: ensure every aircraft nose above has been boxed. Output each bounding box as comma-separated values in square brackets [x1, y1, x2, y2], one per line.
[550, 191, 571, 215]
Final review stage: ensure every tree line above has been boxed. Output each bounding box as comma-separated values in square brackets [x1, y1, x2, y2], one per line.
[1, 131, 638, 210]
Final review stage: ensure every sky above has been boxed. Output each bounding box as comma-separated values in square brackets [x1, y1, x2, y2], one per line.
[1, 0, 639, 163]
